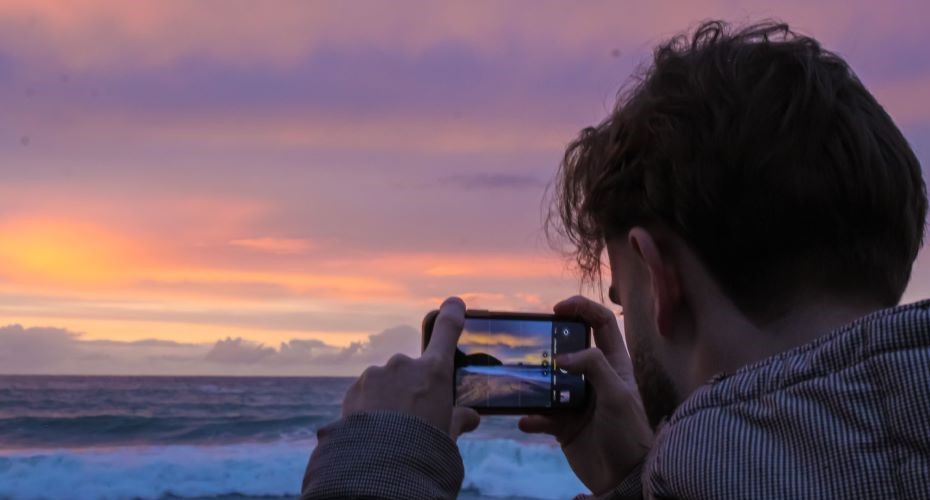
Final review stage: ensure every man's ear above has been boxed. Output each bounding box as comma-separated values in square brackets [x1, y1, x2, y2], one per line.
[628, 227, 682, 339]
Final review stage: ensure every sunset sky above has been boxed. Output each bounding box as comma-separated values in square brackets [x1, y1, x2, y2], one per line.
[1, 1, 928, 375]
[459, 319, 550, 365]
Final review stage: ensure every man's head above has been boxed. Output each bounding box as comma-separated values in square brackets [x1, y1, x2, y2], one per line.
[549, 20, 926, 427]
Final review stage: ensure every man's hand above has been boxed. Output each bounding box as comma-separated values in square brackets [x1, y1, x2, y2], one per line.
[519, 296, 653, 495]
[342, 296, 480, 440]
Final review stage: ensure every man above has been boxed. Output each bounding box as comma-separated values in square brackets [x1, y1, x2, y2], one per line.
[301, 20, 930, 499]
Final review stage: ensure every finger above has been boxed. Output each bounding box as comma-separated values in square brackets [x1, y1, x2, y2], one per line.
[358, 363, 382, 381]
[517, 414, 562, 435]
[423, 296, 466, 362]
[385, 353, 413, 368]
[554, 295, 631, 374]
[557, 348, 624, 393]
[449, 406, 480, 440]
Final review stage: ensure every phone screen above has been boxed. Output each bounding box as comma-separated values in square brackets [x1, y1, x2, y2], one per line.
[454, 316, 588, 410]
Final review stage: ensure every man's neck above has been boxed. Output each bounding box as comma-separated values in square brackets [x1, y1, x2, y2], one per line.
[694, 295, 885, 390]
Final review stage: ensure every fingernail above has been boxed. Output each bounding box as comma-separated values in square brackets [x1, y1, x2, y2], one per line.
[556, 353, 572, 364]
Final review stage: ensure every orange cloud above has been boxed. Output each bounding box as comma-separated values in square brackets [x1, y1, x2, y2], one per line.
[0, 216, 404, 301]
[148, 268, 403, 301]
[0, 213, 582, 352]
[0, 217, 146, 286]
[228, 237, 315, 255]
[0, 314, 372, 347]
[0, 214, 568, 312]
[364, 253, 565, 279]
[460, 331, 541, 348]
[52, 111, 573, 155]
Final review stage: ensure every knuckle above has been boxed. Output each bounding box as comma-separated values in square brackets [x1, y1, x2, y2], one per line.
[590, 303, 614, 324]
[566, 295, 587, 312]
[386, 353, 412, 368]
[359, 365, 380, 383]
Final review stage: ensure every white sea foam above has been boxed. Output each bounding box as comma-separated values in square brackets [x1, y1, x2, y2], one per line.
[459, 438, 589, 499]
[0, 440, 312, 500]
[0, 438, 587, 500]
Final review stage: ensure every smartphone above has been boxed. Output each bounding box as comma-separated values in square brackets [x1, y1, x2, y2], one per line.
[422, 309, 591, 414]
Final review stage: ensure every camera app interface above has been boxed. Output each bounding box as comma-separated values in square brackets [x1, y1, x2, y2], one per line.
[454, 318, 587, 408]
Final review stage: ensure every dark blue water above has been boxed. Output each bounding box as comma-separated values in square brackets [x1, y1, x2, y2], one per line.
[0, 376, 585, 500]
[0, 376, 348, 449]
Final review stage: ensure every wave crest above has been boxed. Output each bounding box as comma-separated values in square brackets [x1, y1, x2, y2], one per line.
[0, 438, 587, 500]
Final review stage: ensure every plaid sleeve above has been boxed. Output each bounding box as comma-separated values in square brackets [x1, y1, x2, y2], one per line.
[300, 410, 464, 499]
[573, 462, 644, 500]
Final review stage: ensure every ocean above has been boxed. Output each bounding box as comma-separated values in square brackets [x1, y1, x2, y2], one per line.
[0, 376, 587, 500]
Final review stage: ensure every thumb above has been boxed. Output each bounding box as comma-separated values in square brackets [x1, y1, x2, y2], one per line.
[557, 348, 623, 393]
[449, 406, 480, 440]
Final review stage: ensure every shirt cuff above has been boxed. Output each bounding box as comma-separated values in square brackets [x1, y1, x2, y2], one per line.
[301, 410, 464, 499]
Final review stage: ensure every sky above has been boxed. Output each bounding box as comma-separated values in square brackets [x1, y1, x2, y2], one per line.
[1, 1, 929, 375]
[459, 319, 550, 366]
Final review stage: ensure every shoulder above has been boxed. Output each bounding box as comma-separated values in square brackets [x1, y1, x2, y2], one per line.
[644, 300, 930, 499]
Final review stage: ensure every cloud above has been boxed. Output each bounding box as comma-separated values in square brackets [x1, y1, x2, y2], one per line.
[228, 237, 315, 255]
[459, 332, 543, 348]
[204, 337, 276, 364]
[0, 324, 208, 374]
[440, 173, 545, 190]
[202, 325, 420, 368]
[0, 1, 723, 70]
[349, 325, 421, 363]
[0, 324, 79, 367]
[3, 1, 926, 73]
[0, 323, 420, 376]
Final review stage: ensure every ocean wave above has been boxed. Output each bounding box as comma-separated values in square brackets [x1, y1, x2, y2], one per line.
[0, 415, 324, 448]
[0, 438, 587, 500]
[459, 438, 588, 499]
[0, 440, 311, 500]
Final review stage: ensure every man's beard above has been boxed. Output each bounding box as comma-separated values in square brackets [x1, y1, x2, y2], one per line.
[629, 342, 681, 429]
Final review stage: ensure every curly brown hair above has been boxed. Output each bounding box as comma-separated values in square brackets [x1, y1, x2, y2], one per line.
[547, 20, 926, 320]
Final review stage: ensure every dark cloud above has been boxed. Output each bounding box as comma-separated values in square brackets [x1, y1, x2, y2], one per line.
[204, 337, 276, 364]
[459, 342, 543, 365]
[87, 338, 198, 348]
[0, 325, 79, 368]
[0, 323, 419, 376]
[207, 325, 420, 367]
[0, 324, 207, 374]
[357, 325, 420, 361]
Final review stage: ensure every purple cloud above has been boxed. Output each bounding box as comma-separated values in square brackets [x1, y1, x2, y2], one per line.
[0, 323, 421, 376]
